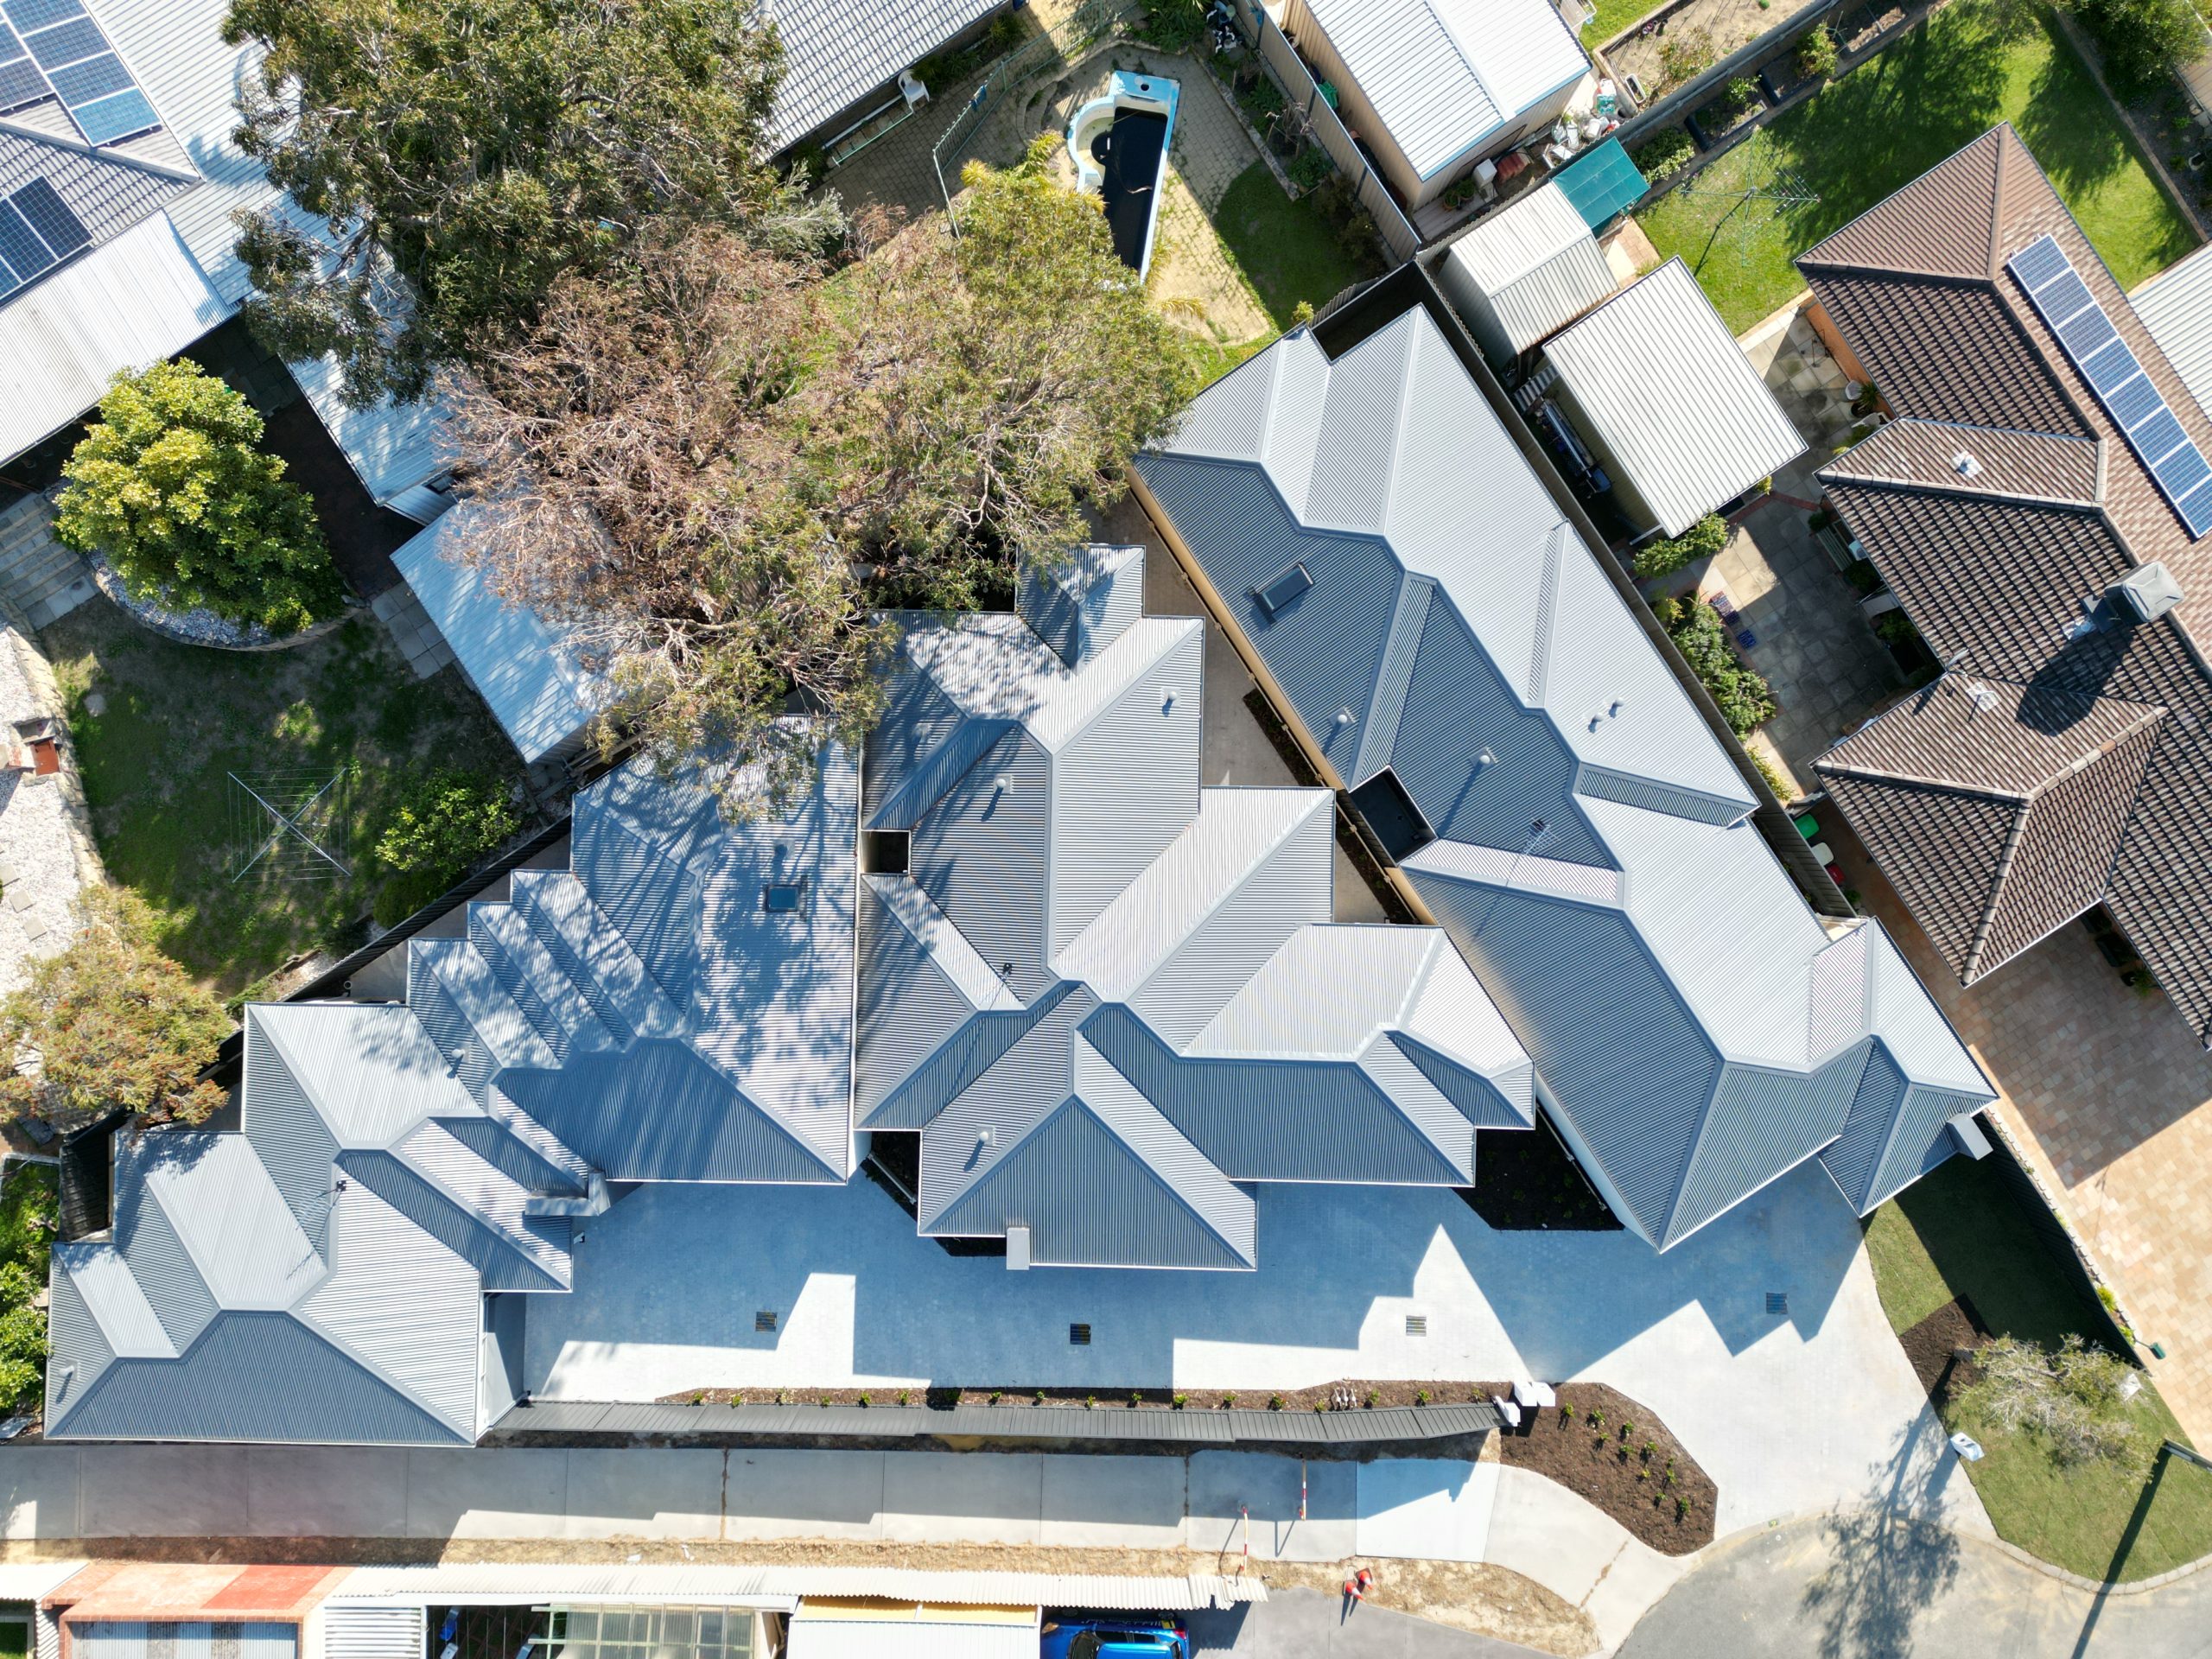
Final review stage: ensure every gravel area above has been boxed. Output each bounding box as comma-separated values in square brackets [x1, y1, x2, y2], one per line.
[86, 553, 349, 652]
[0, 620, 102, 995]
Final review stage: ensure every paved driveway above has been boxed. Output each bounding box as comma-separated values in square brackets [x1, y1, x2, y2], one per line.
[1620, 1513, 2212, 1659]
[525, 1155, 1982, 1541]
[1824, 814, 2212, 1446]
[1190, 1586, 1536, 1656]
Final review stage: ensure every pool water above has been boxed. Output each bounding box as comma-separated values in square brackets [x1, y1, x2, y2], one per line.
[1090, 107, 1168, 274]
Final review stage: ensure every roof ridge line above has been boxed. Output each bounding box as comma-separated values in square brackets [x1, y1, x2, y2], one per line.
[1071, 1086, 1252, 1262]
[2018, 703, 2169, 802]
[1817, 467, 2102, 515]
[1815, 756, 2036, 804]
[0, 113, 200, 183]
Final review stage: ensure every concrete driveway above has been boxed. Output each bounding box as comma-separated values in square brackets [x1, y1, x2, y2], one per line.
[1190, 1586, 1536, 1656]
[1619, 1513, 2212, 1659]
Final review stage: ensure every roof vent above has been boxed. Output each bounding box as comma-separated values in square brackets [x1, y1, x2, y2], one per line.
[1952, 450, 1982, 479]
[1963, 680, 1999, 712]
[2112, 561, 2183, 623]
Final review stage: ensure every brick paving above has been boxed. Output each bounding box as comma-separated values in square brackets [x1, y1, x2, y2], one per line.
[1821, 811, 2212, 1445]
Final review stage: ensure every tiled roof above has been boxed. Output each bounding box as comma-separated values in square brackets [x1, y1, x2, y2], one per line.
[47, 740, 856, 1443]
[855, 545, 1537, 1268]
[1801, 125, 2212, 1039]
[1819, 677, 2164, 979]
[1139, 299, 1993, 1249]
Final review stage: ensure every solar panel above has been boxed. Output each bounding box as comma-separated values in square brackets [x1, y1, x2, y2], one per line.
[2010, 233, 2212, 541]
[0, 0, 157, 146]
[0, 198, 53, 283]
[10, 177, 85, 258]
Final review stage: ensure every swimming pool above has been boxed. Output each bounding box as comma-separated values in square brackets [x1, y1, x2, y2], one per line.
[1066, 70, 1179, 282]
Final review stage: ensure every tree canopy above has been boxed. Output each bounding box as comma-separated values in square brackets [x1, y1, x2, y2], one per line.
[224, 0, 839, 402]
[444, 138, 1199, 812]
[54, 360, 341, 634]
[0, 887, 230, 1136]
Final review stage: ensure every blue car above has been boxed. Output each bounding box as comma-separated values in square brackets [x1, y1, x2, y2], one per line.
[1039, 1613, 1191, 1658]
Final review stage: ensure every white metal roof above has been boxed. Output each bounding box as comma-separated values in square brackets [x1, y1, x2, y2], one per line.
[0, 1561, 88, 1603]
[391, 506, 609, 764]
[1440, 181, 1617, 360]
[325, 1565, 1263, 1611]
[1299, 0, 1589, 180]
[2133, 242, 2212, 422]
[1542, 258, 1806, 535]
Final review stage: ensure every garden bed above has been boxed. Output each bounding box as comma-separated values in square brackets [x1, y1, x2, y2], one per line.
[1897, 1294, 1989, 1402]
[1497, 1383, 1718, 1553]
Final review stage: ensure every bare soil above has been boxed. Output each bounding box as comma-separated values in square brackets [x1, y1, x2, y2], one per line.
[1497, 1383, 1717, 1554]
[660, 1377, 1505, 1412]
[0, 1538, 1596, 1656]
[1898, 1294, 1989, 1402]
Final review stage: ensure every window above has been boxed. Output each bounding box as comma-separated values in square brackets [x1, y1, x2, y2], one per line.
[1405, 1313, 1427, 1337]
[546, 1607, 752, 1659]
[1069, 1322, 1092, 1346]
[1254, 561, 1313, 617]
[761, 881, 805, 913]
[754, 1310, 778, 1332]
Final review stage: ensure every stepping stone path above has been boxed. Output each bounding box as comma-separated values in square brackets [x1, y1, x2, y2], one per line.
[0, 493, 93, 630]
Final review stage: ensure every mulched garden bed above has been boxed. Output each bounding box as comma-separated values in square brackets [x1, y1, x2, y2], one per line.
[1897, 1294, 1988, 1403]
[657, 1377, 1521, 1412]
[1497, 1382, 1717, 1554]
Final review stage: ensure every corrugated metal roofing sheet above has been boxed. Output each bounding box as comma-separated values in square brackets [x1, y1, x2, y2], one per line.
[1141, 297, 1994, 1249]
[2134, 241, 2212, 417]
[392, 507, 608, 763]
[1298, 0, 1588, 181]
[1440, 183, 1618, 362]
[764, 0, 1004, 148]
[1542, 258, 1806, 535]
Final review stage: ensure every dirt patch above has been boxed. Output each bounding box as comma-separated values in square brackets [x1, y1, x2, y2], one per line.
[1898, 1294, 1989, 1402]
[0, 1537, 1595, 1656]
[661, 1377, 1508, 1412]
[1497, 1383, 1716, 1554]
[1146, 169, 1271, 347]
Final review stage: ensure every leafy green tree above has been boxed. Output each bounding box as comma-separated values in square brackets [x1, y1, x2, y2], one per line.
[1653, 594, 1778, 735]
[374, 769, 521, 923]
[2062, 0, 2205, 96]
[1632, 512, 1731, 580]
[225, 0, 842, 402]
[54, 361, 340, 634]
[0, 1262, 44, 1410]
[0, 887, 230, 1136]
[443, 142, 1198, 816]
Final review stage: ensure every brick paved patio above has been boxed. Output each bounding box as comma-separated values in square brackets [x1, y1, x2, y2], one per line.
[1822, 813, 2212, 1446]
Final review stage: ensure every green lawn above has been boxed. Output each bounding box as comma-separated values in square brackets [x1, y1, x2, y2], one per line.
[1210, 162, 1382, 330]
[1638, 0, 2199, 331]
[44, 602, 525, 994]
[1864, 1154, 2212, 1580]
[1586, 0, 1664, 47]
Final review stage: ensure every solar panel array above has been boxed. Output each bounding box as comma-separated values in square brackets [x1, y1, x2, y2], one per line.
[2010, 233, 2212, 540]
[0, 175, 89, 298]
[0, 0, 158, 147]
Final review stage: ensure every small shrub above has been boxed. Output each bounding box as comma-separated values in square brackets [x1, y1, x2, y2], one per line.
[1085, 1393, 1096, 1409]
[1633, 512, 1729, 579]
[1129, 1390, 1142, 1408]
[1675, 1496, 1692, 1520]
[1796, 22, 1838, 79]
[898, 1389, 911, 1407]
[373, 768, 522, 924]
[989, 1390, 1003, 1405]
[1414, 1389, 1430, 1406]
[1173, 1393, 1188, 1409]
[1238, 73, 1286, 126]
[1652, 595, 1780, 734]
[1632, 126, 1696, 179]
[1135, 0, 1208, 53]
[1588, 1409, 1605, 1429]
[1365, 1389, 1379, 1408]
[1641, 1440, 1656, 1459]
[1637, 1467, 1649, 1480]
[1720, 76, 1760, 119]
[1269, 1392, 1286, 1411]
[690, 1391, 703, 1404]
[1621, 1420, 1636, 1440]
[1659, 29, 1716, 87]
[857, 1392, 870, 1408]
[774, 1389, 787, 1405]
[1287, 143, 1334, 193]
[1222, 1393, 1236, 1409]
[1560, 1402, 1576, 1422]
[1034, 1389, 1046, 1405]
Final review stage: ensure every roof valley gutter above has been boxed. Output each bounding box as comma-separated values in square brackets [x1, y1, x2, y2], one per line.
[1345, 262, 1853, 919]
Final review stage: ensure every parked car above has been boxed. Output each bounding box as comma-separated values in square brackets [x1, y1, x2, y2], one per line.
[1039, 1613, 1191, 1658]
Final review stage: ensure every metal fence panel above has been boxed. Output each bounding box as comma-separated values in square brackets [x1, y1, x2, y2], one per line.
[1245, 9, 1420, 263]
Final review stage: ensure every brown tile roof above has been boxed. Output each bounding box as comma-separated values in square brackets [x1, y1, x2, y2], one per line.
[1818, 677, 2164, 980]
[1797, 124, 2212, 1041]
[1824, 417, 2101, 506]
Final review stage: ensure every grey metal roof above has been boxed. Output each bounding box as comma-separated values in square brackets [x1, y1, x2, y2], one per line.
[1293, 0, 1589, 181]
[391, 505, 611, 764]
[46, 739, 856, 1445]
[1437, 181, 1618, 365]
[764, 0, 1003, 149]
[1541, 258, 1806, 536]
[1136, 302, 1995, 1249]
[855, 545, 1535, 1269]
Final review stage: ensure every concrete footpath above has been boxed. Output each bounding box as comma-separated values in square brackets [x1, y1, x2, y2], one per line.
[0, 1444, 1503, 1558]
[1618, 1513, 2212, 1658]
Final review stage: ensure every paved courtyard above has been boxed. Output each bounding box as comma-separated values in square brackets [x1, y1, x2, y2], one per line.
[524, 1157, 1984, 1542]
[1823, 816, 2212, 1446]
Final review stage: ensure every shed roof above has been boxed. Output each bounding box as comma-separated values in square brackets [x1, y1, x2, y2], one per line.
[1542, 258, 1805, 534]
[391, 507, 609, 764]
[765, 0, 1004, 148]
[2132, 239, 2212, 420]
[1136, 298, 1993, 1248]
[1298, 0, 1588, 181]
[1440, 181, 1617, 359]
[855, 545, 1535, 1269]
